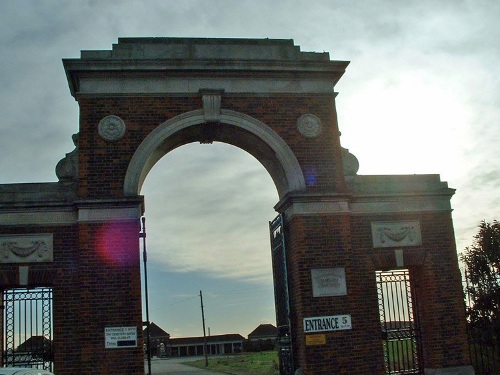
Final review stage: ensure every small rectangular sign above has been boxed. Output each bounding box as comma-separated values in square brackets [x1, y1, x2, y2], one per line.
[306, 334, 326, 346]
[105, 326, 137, 349]
[304, 315, 352, 333]
[311, 268, 347, 297]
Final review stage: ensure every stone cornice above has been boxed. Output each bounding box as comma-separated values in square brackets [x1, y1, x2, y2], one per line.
[0, 207, 77, 226]
[275, 193, 350, 218]
[63, 38, 349, 98]
[76, 197, 144, 223]
[67, 74, 343, 97]
[276, 188, 454, 219]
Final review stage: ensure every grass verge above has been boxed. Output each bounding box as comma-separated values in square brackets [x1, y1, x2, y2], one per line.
[184, 351, 279, 375]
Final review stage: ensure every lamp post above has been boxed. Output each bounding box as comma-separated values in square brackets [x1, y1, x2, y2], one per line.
[200, 290, 208, 367]
[140, 216, 152, 375]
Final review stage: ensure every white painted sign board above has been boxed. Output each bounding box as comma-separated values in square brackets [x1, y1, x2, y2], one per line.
[304, 315, 352, 333]
[311, 268, 347, 297]
[105, 326, 137, 349]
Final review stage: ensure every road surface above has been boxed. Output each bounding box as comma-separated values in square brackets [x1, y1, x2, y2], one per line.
[145, 357, 223, 375]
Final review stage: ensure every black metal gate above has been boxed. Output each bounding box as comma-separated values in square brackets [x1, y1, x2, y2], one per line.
[463, 271, 500, 374]
[270, 214, 294, 375]
[2, 287, 54, 371]
[376, 270, 422, 374]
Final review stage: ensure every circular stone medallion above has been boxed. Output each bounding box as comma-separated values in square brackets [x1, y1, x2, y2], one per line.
[98, 115, 126, 141]
[297, 114, 322, 138]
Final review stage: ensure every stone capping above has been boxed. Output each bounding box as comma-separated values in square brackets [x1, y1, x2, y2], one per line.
[63, 38, 349, 97]
[0, 182, 77, 205]
[82, 37, 331, 61]
[0, 181, 78, 226]
[345, 174, 454, 195]
[275, 189, 453, 217]
[77, 198, 144, 223]
[0, 209, 77, 226]
[124, 109, 306, 198]
[275, 193, 350, 218]
[72, 75, 340, 97]
[346, 174, 454, 214]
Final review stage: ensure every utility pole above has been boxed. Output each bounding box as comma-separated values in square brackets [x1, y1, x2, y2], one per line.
[141, 217, 152, 375]
[200, 290, 208, 367]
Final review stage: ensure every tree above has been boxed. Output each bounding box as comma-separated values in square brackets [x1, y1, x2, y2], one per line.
[460, 220, 500, 348]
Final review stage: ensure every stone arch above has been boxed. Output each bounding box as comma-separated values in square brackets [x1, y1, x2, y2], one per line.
[124, 109, 306, 198]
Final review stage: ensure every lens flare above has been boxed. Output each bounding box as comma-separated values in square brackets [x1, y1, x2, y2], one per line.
[305, 168, 317, 186]
[95, 221, 138, 266]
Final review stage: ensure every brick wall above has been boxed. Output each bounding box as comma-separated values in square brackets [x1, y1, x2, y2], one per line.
[350, 212, 471, 372]
[77, 94, 345, 198]
[0, 224, 82, 373]
[286, 214, 385, 374]
[0, 90, 472, 374]
[76, 220, 143, 374]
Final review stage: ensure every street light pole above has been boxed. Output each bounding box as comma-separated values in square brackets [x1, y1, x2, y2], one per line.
[141, 216, 152, 375]
[200, 290, 208, 367]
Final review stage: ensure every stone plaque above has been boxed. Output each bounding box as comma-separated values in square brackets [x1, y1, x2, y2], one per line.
[311, 268, 347, 297]
[98, 115, 126, 141]
[371, 221, 422, 248]
[0, 234, 53, 263]
[297, 114, 322, 138]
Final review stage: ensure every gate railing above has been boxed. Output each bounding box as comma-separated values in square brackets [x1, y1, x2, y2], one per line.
[270, 214, 294, 375]
[376, 270, 422, 374]
[2, 287, 54, 371]
[462, 271, 500, 374]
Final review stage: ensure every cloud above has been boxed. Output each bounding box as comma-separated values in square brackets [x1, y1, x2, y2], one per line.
[142, 142, 278, 283]
[1, 0, 500, 337]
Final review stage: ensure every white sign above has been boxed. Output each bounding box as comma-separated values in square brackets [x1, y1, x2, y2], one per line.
[304, 315, 352, 333]
[105, 326, 137, 349]
[311, 268, 347, 297]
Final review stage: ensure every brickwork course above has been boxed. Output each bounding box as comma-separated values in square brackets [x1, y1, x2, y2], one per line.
[0, 38, 472, 374]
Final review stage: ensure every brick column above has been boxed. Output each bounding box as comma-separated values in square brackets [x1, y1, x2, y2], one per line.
[76, 199, 144, 375]
[414, 213, 473, 373]
[279, 195, 385, 375]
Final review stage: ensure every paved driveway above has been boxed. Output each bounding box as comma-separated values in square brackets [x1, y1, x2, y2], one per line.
[146, 357, 223, 375]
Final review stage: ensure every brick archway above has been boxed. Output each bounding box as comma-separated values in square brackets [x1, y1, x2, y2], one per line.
[0, 38, 473, 374]
[124, 108, 306, 197]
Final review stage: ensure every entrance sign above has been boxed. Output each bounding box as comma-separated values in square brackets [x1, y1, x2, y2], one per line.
[105, 326, 138, 349]
[304, 315, 352, 333]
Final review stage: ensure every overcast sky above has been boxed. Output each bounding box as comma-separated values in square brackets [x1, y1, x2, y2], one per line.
[1, 0, 499, 338]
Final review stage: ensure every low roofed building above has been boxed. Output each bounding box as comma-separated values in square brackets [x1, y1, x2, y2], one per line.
[248, 324, 278, 341]
[170, 334, 245, 357]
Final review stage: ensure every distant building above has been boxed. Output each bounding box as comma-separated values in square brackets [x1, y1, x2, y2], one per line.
[246, 324, 278, 352]
[143, 322, 170, 357]
[248, 324, 278, 341]
[142, 323, 245, 357]
[169, 334, 245, 357]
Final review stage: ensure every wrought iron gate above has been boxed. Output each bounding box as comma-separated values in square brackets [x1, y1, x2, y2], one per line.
[376, 270, 422, 374]
[463, 271, 500, 374]
[270, 214, 294, 375]
[2, 287, 54, 371]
